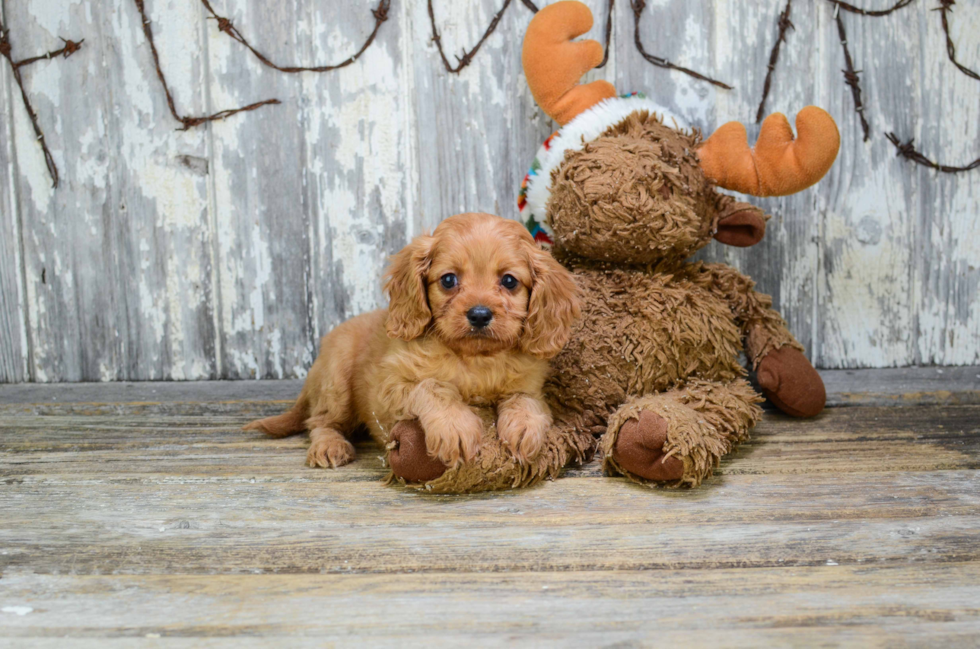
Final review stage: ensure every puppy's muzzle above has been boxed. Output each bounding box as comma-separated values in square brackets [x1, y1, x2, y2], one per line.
[466, 305, 493, 329]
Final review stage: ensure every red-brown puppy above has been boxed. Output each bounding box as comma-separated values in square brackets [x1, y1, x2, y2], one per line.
[244, 213, 579, 470]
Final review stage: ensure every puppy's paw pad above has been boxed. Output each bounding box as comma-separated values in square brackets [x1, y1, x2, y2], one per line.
[306, 437, 356, 469]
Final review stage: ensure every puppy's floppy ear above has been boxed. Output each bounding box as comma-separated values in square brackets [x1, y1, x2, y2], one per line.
[521, 243, 581, 358]
[384, 234, 436, 340]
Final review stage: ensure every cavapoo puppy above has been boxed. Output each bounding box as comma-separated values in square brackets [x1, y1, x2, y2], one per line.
[244, 212, 579, 471]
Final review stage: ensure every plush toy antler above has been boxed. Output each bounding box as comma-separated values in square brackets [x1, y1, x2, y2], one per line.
[522, 0, 617, 125]
[698, 107, 840, 197]
[521, 1, 840, 197]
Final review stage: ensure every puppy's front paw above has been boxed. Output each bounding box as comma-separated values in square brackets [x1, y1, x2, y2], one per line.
[306, 429, 356, 469]
[497, 404, 550, 463]
[421, 407, 483, 467]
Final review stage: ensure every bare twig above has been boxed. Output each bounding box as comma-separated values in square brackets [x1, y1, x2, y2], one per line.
[834, 7, 870, 142]
[13, 37, 84, 69]
[631, 0, 732, 89]
[428, 0, 513, 74]
[0, 22, 83, 187]
[133, 0, 279, 130]
[200, 0, 392, 74]
[887, 132, 980, 172]
[935, 0, 979, 81]
[833, 0, 916, 16]
[756, 0, 793, 123]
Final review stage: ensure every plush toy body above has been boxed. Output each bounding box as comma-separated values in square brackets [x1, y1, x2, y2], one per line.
[387, 1, 839, 491]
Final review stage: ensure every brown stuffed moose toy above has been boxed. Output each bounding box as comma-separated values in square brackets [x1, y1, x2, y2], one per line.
[385, 0, 841, 491]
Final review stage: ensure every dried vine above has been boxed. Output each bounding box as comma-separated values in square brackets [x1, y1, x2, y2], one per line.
[201, 0, 392, 73]
[833, 0, 916, 16]
[834, 8, 870, 141]
[0, 21, 84, 188]
[12, 37, 84, 69]
[936, 0, 979, 81]
[631, 0, 731, 89]
[428, 0, 514, 74]
[133, 0, 279, 130]
[756, 0, 793, 123]
[887, 133, 980, 173]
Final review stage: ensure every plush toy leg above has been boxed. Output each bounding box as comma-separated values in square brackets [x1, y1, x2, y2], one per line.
[386, 408, 595, 493]
[602, 379, 763, 487]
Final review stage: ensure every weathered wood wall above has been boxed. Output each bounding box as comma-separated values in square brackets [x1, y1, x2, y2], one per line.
[0, 0, 977, 382]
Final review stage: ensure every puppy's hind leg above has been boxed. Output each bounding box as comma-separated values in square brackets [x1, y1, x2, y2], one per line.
[307, 425, 356, 469]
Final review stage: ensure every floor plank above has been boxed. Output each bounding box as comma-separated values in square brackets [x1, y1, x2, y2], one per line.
[1, 565, 978, 645]
[2, 382, 979, 644]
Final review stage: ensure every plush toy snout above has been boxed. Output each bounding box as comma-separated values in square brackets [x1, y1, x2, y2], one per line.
[713, 205, 767, 247]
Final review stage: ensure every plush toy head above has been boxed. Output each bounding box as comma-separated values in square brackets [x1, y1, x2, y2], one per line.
[519, 1, 840, 265]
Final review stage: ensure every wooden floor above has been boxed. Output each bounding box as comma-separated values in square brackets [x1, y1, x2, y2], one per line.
[1, 368, 979, 647]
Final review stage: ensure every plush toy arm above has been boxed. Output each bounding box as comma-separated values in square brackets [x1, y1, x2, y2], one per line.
[689, 263, 826, 418]
[690, 262, 800, 365]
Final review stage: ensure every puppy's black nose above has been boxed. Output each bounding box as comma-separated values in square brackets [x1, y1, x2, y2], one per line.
[466, 305, 493, 329]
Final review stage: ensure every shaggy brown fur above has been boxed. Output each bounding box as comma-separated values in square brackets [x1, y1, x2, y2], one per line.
[388, 112, 825, 491]
[245, 213, 580, 472]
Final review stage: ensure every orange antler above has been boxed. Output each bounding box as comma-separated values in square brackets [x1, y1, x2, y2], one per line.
[522, 1, 617, 126]
[698, 106, 840, 197]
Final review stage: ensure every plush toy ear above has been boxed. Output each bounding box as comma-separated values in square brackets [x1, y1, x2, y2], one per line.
[521, 243, 581, 359]
[384, 234, 436, 340]
[714, 206, 767, 247]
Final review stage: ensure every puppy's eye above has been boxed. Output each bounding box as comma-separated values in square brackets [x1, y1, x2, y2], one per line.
[501, 274, 519, 290]
[440, 273, 458, 290]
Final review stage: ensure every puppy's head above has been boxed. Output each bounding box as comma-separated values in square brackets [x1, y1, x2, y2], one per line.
[384, 213, 579, 358]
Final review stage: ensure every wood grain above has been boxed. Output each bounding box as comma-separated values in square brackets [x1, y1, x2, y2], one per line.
[0, 564, 977, 645]
[5, 0, 219, 381]
[0, 383, 979, 643]
[0, 9, 28, 384]
[1, 0, 979, 382]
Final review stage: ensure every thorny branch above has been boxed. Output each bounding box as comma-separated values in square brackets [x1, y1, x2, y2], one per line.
[631, 0, 732, 89]
[428, 0, 513, 74]
[834, 6, 870, 142]
[936, 0, 979, 81]
[201, 0, 392, 74]
[833, 0, 916, 16]
[133, 0, 279, 130]
[0, 21, 84, 187]
[887, 133, 980, 173]
[756, 0, 793, 123]
[13, 37, 84, 69]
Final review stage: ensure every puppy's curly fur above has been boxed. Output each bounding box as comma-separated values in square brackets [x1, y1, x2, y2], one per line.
[244, 213, 579, 469]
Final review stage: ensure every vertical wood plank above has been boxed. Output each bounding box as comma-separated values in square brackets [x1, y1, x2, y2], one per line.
[914, 2, 980, 365]
[303, 0, 417, 343]
[7, 0, 217, 381]
[205, 0, 317, 379]
[709, 0, 821, 358]
[410, 0, 612, 232]
[814, 2, 918, 368]
[0, 3, 29, 383]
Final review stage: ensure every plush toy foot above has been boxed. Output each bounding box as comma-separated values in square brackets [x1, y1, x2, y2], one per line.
[611, 410, 685, 482]
[388, 419, 448, 483]
[757, 346, 826, 418]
